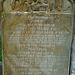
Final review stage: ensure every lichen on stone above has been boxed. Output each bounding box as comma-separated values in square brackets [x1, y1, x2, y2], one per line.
[2, 0, 73, 12]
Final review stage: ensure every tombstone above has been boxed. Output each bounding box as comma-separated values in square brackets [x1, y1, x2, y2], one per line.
[1, 0, 74, 75]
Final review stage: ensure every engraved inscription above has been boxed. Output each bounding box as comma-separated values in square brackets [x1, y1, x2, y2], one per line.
[2, 12, 72, 75]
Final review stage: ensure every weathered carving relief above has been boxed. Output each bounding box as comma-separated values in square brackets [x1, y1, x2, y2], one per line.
[2, 0, 73, 12]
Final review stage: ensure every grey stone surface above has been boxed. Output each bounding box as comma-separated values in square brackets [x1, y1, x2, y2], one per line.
[71, 2, 75, 75]
[71, 36, 75, 75]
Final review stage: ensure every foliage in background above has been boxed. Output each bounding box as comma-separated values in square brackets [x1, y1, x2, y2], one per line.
[0, 39, 2, 62]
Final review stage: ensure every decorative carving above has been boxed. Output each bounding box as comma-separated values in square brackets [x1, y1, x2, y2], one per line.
[2, 0, 73, 13]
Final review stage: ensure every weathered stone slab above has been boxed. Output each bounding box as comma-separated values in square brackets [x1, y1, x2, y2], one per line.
[1, 0, 74, 75]
[2, 12, 73, 75]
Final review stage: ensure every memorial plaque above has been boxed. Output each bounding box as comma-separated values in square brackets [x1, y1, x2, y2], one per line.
[1, 0, 74, 75]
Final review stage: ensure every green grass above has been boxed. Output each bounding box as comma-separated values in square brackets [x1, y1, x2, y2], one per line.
[0, 39, 2, 62]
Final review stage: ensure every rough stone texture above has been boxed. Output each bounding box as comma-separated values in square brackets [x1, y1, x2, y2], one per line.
[71, 2, 75, 75]
[71, 36, 75, 75]
[2, 12, 73, 75]
[2, 0, 73, 13]
[73, 2, 75, 36]
[1, 0, 74, 75]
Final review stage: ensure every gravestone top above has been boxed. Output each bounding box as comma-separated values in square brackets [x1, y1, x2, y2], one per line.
[1, 0, 73, 13]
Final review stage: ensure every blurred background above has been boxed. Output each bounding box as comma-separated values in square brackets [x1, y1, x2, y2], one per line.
[0, 6, 2, 75]
[0, 14, 1, 57]
[0, 0, 2, 62]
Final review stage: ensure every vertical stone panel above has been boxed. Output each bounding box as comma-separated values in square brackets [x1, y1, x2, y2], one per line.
[1, 0, 74, 75]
